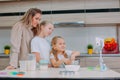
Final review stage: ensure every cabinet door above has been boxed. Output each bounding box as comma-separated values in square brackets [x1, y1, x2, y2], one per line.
[76, 56, 120, 71]
[0, 58, 9, 70]
[113, 69, 120, 73]
[103, 57, 120, 69]
[86, 57, 99, 67]
[76, 57, 86, 67]
[80, 57, 86, 67]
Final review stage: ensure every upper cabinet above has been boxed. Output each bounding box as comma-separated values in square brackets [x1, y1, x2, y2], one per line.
[85, 0, 120, 24]
[0, 0, 120, 27]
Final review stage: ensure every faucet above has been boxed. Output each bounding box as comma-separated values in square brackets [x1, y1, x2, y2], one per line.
[98, 40, 107, 71]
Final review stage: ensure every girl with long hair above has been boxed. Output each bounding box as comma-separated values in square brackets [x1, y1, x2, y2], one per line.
[50, 36, 80, 68]
[6, 8, 42, 70]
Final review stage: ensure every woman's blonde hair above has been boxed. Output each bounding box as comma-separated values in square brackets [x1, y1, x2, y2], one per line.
[20, 8, 42, 27]
[50, 36, 68, 61]
[36, 20, 53, 36]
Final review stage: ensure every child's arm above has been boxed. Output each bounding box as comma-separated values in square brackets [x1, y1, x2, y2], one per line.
[50, 58, 64, 68]
[63, 58, 71, 65]
[71, 51, 80, 61]
[32, 52, 40, 63]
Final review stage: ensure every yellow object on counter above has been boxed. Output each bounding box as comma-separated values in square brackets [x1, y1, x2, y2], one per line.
[4, 49, 10, 55]
[88, 49, 93, 55]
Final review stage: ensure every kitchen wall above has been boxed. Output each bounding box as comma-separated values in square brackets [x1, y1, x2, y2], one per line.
[0, 25, 116, 53]
[0, 0, 119, 53]
[49, 25, 116, 53]
[0, 29, 11, 53]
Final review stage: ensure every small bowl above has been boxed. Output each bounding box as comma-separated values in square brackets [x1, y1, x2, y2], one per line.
[65, 65, 80, 71]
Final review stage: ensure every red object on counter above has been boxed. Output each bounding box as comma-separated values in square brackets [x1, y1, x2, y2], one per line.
[102, 44, 119, 54]
[104, 42, 117, 51]
[103, 38, 119, 54]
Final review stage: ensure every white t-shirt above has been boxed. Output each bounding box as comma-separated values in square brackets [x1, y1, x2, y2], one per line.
[50, 50, 72, 68]
[31, 36, 51, 63]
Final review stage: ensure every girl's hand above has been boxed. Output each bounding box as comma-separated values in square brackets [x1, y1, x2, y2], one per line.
[63, 58, 71, 65]
[5, 65, 16, 70]
[71, 51, 80, 61]
[48, 64, 52, 68]
[71, 54, 76, 61]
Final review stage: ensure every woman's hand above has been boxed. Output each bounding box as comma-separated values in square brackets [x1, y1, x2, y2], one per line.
[5, 65, 16, 70]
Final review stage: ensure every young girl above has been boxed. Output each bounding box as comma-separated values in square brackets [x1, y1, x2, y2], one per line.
[50, 36, 80, 68]
[31, 20, 54, 64]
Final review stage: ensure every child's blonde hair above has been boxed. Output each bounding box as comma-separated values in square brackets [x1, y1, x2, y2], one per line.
[50, 36, 68, 61]
[36, 20, 53, 36]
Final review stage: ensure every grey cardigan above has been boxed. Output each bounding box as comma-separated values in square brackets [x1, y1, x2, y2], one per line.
[9, 21, 33, 68]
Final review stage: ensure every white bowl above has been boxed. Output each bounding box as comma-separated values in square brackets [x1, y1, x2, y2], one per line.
[65, 65, 80, 71]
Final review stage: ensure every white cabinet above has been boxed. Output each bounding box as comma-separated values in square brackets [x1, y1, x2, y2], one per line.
[79, 57, 86, 67]
[78, 56, 120, 73]
[85, 57, 99, 67]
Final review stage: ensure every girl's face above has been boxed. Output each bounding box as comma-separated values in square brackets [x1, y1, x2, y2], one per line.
[32, 13, 41, 27]
[54, 38, 66, 52]
[42, 23, 54, 37]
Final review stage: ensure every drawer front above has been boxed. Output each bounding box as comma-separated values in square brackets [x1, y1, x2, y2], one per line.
[86, 57, 99, 62]
[112, 69, 120, 73]
[85, 57, 99, 67]
[103, 57, 120, 62]
[0, 58, 9, 66]
[105, 62, 120, 68]
[80, 62, 86, 67]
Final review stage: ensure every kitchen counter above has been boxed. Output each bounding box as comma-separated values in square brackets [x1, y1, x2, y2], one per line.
[78, 53, 120, 57]
[0, 68, 120, 80]
[1, 53, 120, 58]
[0, 53, 9, 58]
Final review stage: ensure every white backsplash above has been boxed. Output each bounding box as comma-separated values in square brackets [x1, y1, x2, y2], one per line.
[0, 29, 11, 53]
[0, 25, 116, 53]
[48, 26, 116, 53]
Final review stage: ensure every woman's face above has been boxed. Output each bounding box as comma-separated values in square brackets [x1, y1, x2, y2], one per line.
[42, 23, 54, 37]
[32, 13, 41, 27]
[54, 38, 66, 52]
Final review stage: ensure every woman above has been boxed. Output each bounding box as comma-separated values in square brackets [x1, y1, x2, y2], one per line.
[6, 8, 42, 70]
[50, 36, 80, 68]
[31, 20, 54, 65]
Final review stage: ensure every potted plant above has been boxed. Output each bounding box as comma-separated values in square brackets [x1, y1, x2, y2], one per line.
[87, 44, 93, 55]
[4, 45, 11, 55]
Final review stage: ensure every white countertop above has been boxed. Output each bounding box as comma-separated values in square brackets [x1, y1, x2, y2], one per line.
[0, 67, 120, 79]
